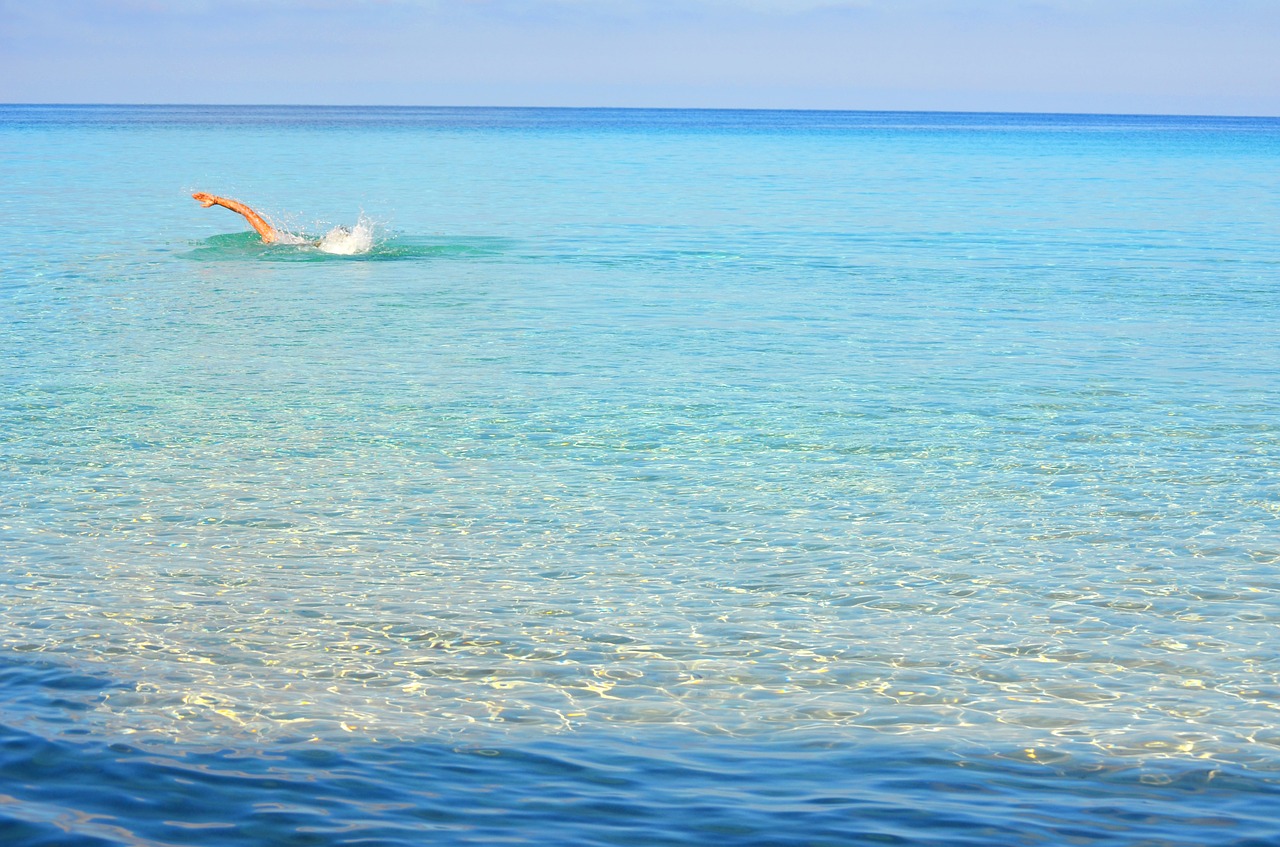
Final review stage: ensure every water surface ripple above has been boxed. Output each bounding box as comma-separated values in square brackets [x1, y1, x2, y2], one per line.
[1, 105, 1279, 845]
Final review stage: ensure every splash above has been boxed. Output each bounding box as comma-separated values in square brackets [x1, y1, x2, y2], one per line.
[316, 216, 376, 255]
[261, 214, 377, 254]
[179, 230, 512, 263]
[272, 231, 312, 247]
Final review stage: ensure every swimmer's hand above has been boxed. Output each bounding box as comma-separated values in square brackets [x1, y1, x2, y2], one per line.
[189, 191, 279, 244]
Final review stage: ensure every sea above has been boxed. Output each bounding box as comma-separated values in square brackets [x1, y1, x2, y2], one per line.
[1, 104, 1278, 845]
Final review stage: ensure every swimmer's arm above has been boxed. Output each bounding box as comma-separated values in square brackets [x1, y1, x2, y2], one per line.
[192, 192, 278, 244]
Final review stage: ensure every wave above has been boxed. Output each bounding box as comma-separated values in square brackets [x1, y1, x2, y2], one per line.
[179, 229, 513, 263]
[1, 717, 1275, 847]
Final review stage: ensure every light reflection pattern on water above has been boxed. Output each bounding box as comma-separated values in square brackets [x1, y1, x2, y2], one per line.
[1, 105, 1279, 844]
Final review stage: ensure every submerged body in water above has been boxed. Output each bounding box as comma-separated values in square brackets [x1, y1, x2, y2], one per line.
[192, 191, 373, 255]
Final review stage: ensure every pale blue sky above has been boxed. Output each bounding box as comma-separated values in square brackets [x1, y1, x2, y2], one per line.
[3, 0, 1277, 115]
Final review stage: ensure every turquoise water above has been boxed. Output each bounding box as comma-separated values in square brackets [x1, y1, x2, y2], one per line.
[2, 104, 1279, 844]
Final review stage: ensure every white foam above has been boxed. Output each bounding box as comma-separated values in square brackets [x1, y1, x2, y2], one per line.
[317, 216, 376, 255]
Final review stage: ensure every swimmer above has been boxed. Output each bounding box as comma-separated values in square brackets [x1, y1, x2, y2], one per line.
[192, 192, 371, 254]
[192, 192, 279, 243]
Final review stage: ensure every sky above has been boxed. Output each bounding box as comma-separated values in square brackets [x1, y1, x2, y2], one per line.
[2, 0, 1278, 115]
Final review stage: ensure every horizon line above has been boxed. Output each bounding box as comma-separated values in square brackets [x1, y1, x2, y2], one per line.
[3, 102, 1278, 121]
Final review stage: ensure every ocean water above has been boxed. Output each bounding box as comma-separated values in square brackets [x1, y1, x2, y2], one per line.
[1, 104, 1279, 845]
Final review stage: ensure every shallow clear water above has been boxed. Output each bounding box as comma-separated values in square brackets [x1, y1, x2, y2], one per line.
[2, 104, 1279, 845]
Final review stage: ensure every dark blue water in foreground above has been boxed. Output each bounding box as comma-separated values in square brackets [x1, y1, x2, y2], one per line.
[2, 105, 1279, 844]
[3, 655, 1278, 847]
[4, 725, 1279, 846]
